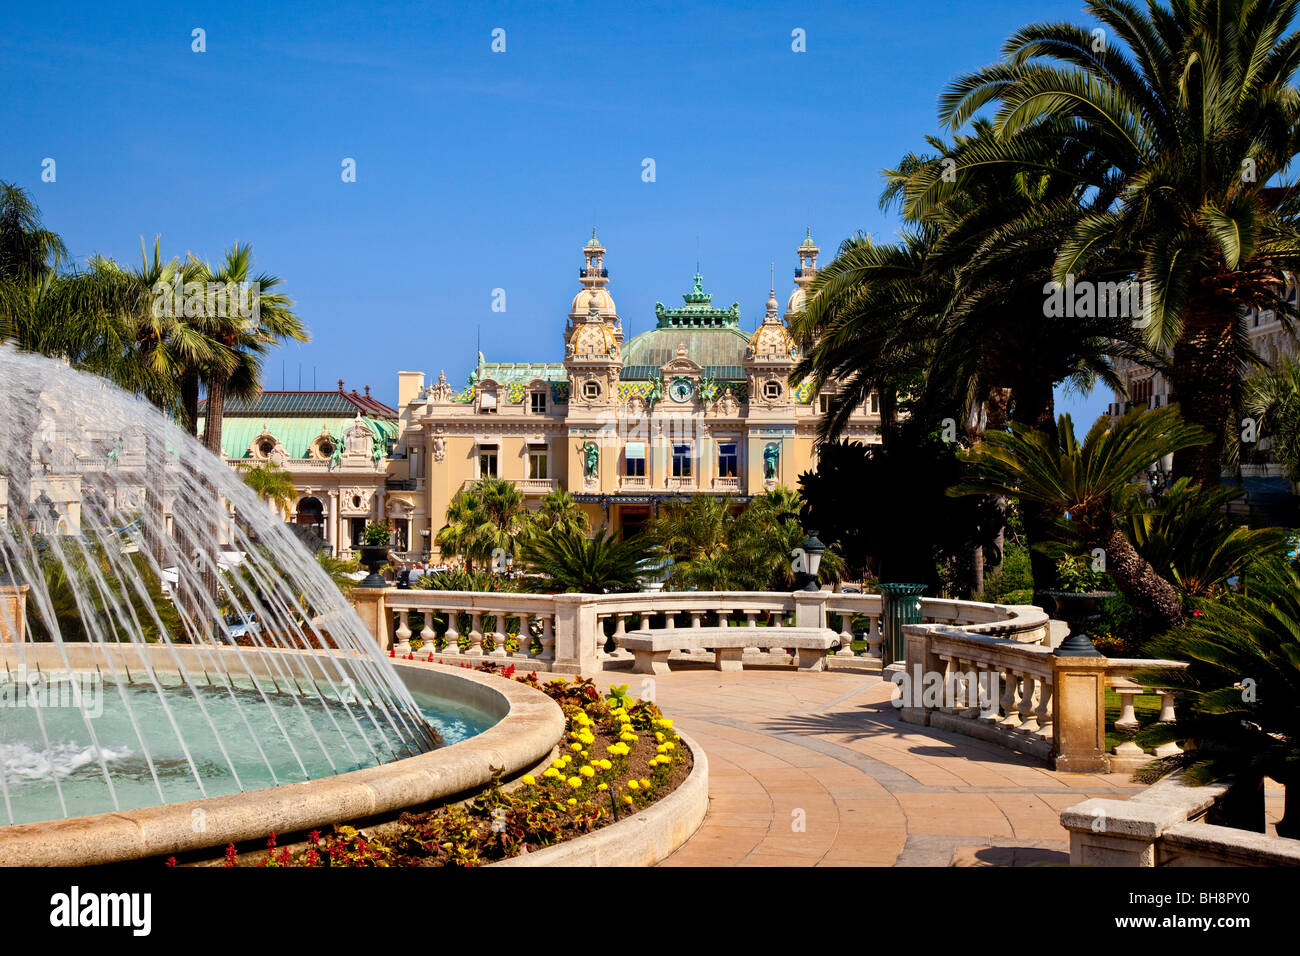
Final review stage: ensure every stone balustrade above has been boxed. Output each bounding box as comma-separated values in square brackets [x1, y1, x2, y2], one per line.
[353, 587, 1054, 677]
[898, 623, 1189, 771]
[1063, 772, 1300, 866]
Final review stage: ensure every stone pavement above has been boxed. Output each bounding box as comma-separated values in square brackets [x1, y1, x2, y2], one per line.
[584, 664, 1148, 867]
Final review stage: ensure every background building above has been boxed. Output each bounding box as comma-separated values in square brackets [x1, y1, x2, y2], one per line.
[200, 384, 401, 556]
[393, 232, 881, 556]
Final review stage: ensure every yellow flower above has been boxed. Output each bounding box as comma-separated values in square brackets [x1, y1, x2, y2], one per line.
[570, 742, 583, 752]
[581, 750, 590, 759]
[624, 795, 634, 806]
[543, 768, 560, 778]
[580, 765, 596, 778]
[639, 778, 651, 788]
[664, 742, 675, 751]
[620, 733, 637, 743]
[655, 732, 665, 743]
[521, 774, 536, 785]
[659, 719, 673, 729]
[656, 744, 668, 753]
[598, 759, 612, 770]
[567, 776, 582, 789]
[567, 798, 577, 806]
[597, 782, 609, 791]
[628, 779, 640, 790]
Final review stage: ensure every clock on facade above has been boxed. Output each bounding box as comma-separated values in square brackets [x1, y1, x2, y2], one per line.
[669, 377, 694, 403]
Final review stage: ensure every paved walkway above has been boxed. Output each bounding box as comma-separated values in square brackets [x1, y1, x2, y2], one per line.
[585, 664, 1147, 867]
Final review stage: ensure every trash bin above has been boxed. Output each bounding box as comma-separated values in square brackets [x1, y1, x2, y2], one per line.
[879, 583, 925, 667]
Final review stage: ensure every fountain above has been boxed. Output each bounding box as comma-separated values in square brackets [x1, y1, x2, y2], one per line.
[0, 344, 495, 839]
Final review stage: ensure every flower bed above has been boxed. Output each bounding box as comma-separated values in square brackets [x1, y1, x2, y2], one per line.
[215, 666, 691, 867]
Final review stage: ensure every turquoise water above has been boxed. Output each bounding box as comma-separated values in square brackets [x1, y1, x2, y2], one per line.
[0, 674, 495, 826]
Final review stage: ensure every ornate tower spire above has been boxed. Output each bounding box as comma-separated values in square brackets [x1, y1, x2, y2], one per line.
[569, 229, 620, 344]
[785, 229, 820, 321]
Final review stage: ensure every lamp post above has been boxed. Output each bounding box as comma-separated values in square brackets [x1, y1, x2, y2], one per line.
[420, 528, 430, 561]
[793, 531, 825, 591]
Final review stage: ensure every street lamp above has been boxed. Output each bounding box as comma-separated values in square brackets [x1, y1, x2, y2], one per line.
[794, 531, 825, 591]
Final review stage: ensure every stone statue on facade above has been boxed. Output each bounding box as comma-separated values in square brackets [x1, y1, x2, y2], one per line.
[763, 442, 780, 480]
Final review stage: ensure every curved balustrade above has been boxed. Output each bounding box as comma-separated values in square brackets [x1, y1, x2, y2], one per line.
[897, 623, 1189, 770]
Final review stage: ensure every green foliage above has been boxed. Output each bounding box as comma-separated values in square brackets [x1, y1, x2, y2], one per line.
[26, 543, 180, 643]
[1116, 478, 1289, 598]
[802, 433, 994, 594]
[979, 541, 1033, 602]
[435, 477, 528, 571]
[1136, 559, 1300, 831]
[360, 522, 391, 546]
[1055, 555, 1109, 593]
[241, 463, 296, 516]
[517, 526, 654, 593]
[1245, 355, 1300, 482]
[649, 487, 842, 591]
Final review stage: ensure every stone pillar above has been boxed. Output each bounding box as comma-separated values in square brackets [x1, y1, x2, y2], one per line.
[351, 586, 391, 651]
[552, 593, 599, 674]
[0, 585, 29, 642]
[327, 490, 341, 555]
[1051, 656, 1109, 772]
[792, 589, 827, 629]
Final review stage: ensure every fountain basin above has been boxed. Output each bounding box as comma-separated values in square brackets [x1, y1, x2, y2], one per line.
[0, 650, 564, 866]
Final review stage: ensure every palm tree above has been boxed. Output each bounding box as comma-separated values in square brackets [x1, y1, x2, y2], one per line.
[651, 495, 741, 590]
[1244, 354, 1300, 482]
[929, 0, 1300, 486]
[517, 526, 654, 593]
[0, 181, 66, 283]
[951, 406, 1211, 629]
[1137, 557, 1300, 836]
[435, 477, 529, 571]
[527, 488, 591, 537]
[86, 238, 231, 421]
[189, 243, 307, 457]
[241, 462, 296, 519]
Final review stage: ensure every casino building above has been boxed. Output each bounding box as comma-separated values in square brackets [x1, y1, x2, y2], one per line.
[387, 231, 881, 556]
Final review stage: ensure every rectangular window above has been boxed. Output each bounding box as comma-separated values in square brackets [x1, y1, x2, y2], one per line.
[818, 394, 832, 415]
[672, 443, 692, 478]
[870, 392, 880, 414]
[626, 442, 646, 477]
[530, 391, 547, 414]
[479, 446, 498, 478]
[480, 391, 497, 413]
[718, 441, 738, 477]
[528, 448, 548, 479]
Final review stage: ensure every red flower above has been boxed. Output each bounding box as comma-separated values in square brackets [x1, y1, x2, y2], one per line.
[165, 856, 177, 867]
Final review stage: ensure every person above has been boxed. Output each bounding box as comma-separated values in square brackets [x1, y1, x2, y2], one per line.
[397, 562, 411, 589]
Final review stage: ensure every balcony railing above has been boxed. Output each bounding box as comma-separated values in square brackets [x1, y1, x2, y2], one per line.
[461, 477, 557, 494]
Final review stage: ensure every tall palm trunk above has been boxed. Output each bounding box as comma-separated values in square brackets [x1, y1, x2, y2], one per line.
[1169, 297, 1237, 488]
[180, 369, 201, 437]
[1008, 376, 1058, 595]
[142, 428, 167, 567]
[201, 373, 227, 456]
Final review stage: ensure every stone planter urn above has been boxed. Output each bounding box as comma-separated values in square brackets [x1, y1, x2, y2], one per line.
[1040, 590, 1116, 657]
[357, 545, 392, 589]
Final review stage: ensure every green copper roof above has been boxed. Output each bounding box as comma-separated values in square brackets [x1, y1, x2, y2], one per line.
[799, 227, 816, 248]
[652, 273, 740, 329]
[477, 361, 568, 384]
[621, 324, 751, 376]
[196, 416, 399, 460]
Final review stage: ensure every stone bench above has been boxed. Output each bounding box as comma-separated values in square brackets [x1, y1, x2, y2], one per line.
[620, 628, 839, 675]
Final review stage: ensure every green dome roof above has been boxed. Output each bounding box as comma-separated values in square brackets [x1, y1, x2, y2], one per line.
[621, 326, 751, 380]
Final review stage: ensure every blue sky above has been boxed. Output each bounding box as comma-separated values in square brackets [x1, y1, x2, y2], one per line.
[2, 0, 1110, 428]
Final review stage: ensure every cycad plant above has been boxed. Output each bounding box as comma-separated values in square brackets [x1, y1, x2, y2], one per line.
[951, 407, 1210, 629]
[1137, 558, 1300, 836]
[516, 526, 653, 593]
[1117, 478, 1289, 597]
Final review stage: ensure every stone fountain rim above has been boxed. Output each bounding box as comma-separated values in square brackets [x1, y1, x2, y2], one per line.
[0, 654, 565, 867]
